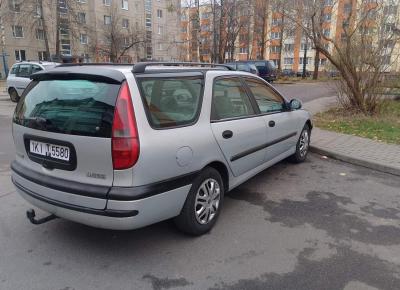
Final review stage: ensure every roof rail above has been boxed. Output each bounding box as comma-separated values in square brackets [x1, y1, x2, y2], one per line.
[132, 62, 234, 73]
[58, 63, 133, 67]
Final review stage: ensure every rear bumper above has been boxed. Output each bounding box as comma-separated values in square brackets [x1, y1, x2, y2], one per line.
[11, 164, 192, 230]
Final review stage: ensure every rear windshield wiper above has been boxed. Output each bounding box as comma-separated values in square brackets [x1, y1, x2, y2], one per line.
[23, 117, 59, 132]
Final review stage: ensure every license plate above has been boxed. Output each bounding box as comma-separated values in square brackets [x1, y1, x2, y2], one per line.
[29, 140, 70, 161]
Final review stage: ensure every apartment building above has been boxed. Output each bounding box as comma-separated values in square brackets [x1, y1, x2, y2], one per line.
[179, 0, 400, 73]
[0, 0, 181, 78]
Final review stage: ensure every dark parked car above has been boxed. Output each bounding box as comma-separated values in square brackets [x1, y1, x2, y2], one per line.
[296, 70, 312, 77]
[247, 60, 277, 83]
[281, 69, 296, 77]
[225, 62, 259, 76]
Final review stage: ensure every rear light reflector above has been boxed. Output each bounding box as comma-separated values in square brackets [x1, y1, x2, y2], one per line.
[112, 82, 140, 170]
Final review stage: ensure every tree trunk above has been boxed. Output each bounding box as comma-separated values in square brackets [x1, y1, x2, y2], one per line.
[313, 48, 320, 80]
[218, 0, 226, 63]
[38, 0, 51, 60]
[55, 1, 61, 59]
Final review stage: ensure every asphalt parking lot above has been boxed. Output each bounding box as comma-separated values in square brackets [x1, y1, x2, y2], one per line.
[0, 85, 399, 290]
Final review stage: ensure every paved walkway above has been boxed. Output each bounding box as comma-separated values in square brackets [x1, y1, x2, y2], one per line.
[303, 96, 400, 176]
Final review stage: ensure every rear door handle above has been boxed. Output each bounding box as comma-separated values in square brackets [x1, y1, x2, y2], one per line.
[268, 120, 275, 127]
[222, 130, 233, 139]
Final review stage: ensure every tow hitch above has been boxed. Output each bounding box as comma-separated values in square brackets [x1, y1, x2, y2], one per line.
[26, 209, 58, 225]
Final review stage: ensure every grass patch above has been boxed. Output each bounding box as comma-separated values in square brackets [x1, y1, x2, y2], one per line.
[314, 100, 400, 145]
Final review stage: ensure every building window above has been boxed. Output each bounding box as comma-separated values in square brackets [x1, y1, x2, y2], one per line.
[157, 9, 163, 18]
[284, 57, 294, 65]
[104, 15, 112, 25]
[284, 44, 294, 52]
[122, 18, 129, 28]
[77, 0, 87, 3]
[12, 25, 24, 38]
[122, 0, 128, 10]
[323, 28, 330, 37]
[80, 33, 88, 44]
[38, 51, 47, 61]
[158, 25, 163, 34]
[324, 0, 333, 6]
[323, 13, 331, 22]
[15, 50, 26, 61]
[271, 32, 281, 39]
[272, 18, 282, 26]
[103, 0, 111, 6]
[181, 26, 187, 33]
[11, 0, 21, 12]
[123, 37, 130, 48]
[270, 46, 281, 53]
[239, 47, 248, 54]
[59, 0, 68, 14]
[78, 12, 86, 24]
[36, 29, 45, 40]
[157, 43, 163, 50]
[35, 4, 42, 17]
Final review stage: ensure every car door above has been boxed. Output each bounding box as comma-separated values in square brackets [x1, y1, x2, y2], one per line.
[210, 77, 268, 177]
[243, 77, 300, 162]
[14, 64, 32, 95]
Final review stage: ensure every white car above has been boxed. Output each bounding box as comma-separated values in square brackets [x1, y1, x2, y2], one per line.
[7, 61, 59, 102]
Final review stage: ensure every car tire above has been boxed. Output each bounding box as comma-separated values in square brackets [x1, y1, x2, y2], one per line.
[9, 88, 19, 103]
[289, 124, 311, 163]
[174, 167, 224, 236]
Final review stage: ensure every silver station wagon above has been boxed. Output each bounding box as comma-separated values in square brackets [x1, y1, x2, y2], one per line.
[11, 62, 312, 236]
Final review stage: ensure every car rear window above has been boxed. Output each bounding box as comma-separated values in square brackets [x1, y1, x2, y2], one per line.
[137, 77, 203, 129]
[13, 79, 120, 137]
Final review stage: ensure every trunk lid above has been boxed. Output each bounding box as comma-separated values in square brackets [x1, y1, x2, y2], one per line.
[13, 76, 123, 201]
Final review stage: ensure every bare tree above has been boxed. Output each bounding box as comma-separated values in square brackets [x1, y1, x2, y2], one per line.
[270, 0, 297, 71]
[290, 0, 400, 115]
[252, 0, 270, 60]
[96, 3, 145, 63]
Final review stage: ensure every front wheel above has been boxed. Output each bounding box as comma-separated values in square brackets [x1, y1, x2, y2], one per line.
[289, 124, 311, 163]
[174, 167, 224, 236]
[9, 88, 20, 103]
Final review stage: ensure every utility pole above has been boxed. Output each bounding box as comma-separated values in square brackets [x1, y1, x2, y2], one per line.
[0, 19, 9, 78]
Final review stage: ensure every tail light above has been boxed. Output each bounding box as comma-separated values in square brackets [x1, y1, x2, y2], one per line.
[112, 81, 139, 170]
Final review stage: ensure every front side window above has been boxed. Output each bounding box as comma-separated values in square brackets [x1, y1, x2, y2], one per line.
[245, 79, 284, 113]
[212, 78, 254, 121]
[137, 77, 203, 129]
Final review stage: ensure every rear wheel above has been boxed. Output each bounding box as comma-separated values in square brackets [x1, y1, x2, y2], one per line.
[174, 167, 224, 236]
[9, 88, 19, 103]
[289, 124, 310, 163]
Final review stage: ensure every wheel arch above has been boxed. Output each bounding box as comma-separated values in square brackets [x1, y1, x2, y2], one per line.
[204, 161, 229, 192]
[305, 119, 313, 130]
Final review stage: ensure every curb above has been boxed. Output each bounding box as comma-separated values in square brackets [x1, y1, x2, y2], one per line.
[310, 145, 400, 177]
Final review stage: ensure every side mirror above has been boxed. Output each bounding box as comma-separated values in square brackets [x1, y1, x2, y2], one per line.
[289, 99, 302, 110]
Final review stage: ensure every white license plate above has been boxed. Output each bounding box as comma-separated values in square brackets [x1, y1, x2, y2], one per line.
[29, 140, 70, 161]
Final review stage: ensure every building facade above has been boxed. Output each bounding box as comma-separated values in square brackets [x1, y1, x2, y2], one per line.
[179, 0, 400, 73]
[0, 0, 181, 78]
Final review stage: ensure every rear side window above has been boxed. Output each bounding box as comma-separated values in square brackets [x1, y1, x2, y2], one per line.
[137, 77, 203, 129]
[212, 78, 255, 121]
[13, 80, 120, 137]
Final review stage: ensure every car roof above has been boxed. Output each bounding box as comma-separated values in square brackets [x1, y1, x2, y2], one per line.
[13, 61, 59, 66]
